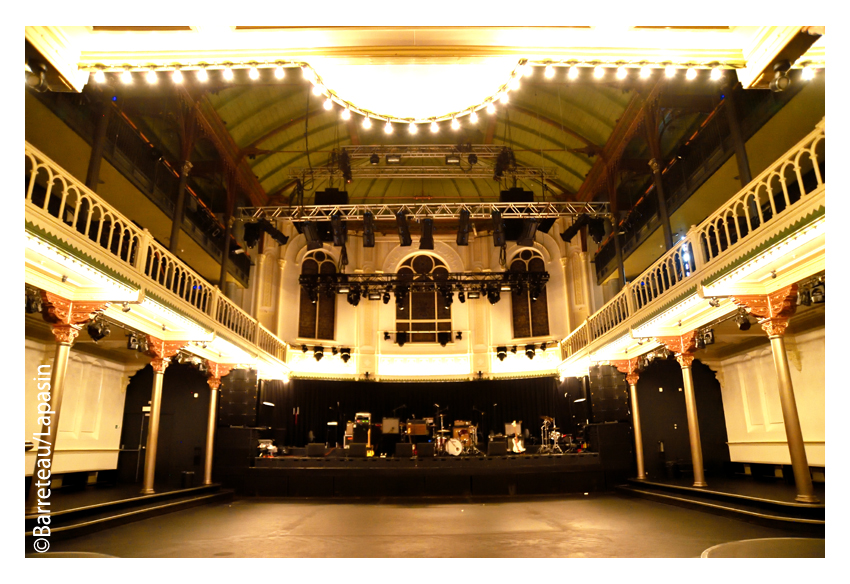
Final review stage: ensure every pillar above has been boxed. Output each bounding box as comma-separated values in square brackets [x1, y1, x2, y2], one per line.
[84, 97, 112, 193]
[656, 332, 707, 487]
[612, 357, 646, 480]
[140, 336, 187, 494]
[168, 160, 193, 255]
[606, 171, 627, 288]
[723, 83, 753, 188]
[26, 292, 109, 513]
[645, 108, 674, 251]
[733, 285, 818, 503]
[203, 361, 234, 485]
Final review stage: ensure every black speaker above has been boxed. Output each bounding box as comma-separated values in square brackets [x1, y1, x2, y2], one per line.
[314, 188, 349, 206]
[417, 442, 435, 457]
[306, 443, 326, 457]
[395, 443, 414, 457]
[218, 369, 258, 427]
[500, 188, 555, 240]
[488, 440, 508, 456]
[348, 443, 367, 458]
[588, 365, 630, 423]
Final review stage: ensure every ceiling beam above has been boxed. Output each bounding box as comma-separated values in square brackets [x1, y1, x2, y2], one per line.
[508, 103, 601, 153]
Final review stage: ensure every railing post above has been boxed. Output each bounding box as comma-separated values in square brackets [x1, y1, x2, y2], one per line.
[208, 286, 220, 320]
[134, 228, 152, 273]
[624, 281, 636, 316]
[686, 224, 706, 273]
[254, 321, 261, 344]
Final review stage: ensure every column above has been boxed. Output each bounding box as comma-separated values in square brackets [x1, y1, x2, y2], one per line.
[168, 160, 193, 254]
[613, 357, 646, 480]
[84, 97, 112, 193]
[733, 285, 818, 503]
[140, 336, 187, 494]
[26, 292, 109, 513]
[645, 108, 674, 251]
[656, 332, 707, 487]
[723, 84, 753, 188]
[606, 171, 626, 288]
[276, 258, 287, 337]
[203, 361, 234, 485]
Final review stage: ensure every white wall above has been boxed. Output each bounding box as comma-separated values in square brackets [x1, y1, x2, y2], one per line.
[24, 339, 139, 475]
[704, 326, 825, 467]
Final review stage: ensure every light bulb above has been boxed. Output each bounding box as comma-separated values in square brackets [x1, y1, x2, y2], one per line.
[665, 65, 676, 78]
[544, 65, 555, 79]
[312, 84, 323, 96]
[616, 66, 627, 79]
[223, 66, 233, 81]
[172, 69, 183, 83]
[568, 65, 579, 80]
[341, 108, 351, 120]
[146, 69, 158, 84]
[121, 69, 133, 84]
[486, 102, 496, 114]
[640, 66, 652, 79]
[93, 69, 106, 83]
[248, 66, 259, 80]
[710, 67, 723, 81]
[197, 68, 208, 82]
[451, 117, 460, 130]
[384, 121, 393, 134]
[408, 122, 417, 134]
[523, 63, 534, 77]
[802, 66, 815, 80]
[469, 111, 478, 123]
[508, 77, 520, 91]
[500, 92, 509, 104]
[594, 66, 605, 79]
[362, 116, 371, 129]
[685, 67, 697, 80]
[274, 65, 285, 79]
[302, 66, 313, 80]
[430, 121, 439, 133]
[323, 98, 333, 110]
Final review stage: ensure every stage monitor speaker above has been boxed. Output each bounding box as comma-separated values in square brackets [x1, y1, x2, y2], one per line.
[488, 440, 508, 456]
[395, 443, 414, 458]
[306, 443, 326, 457]
[417, 442, 435, 457]
[348, 443, 367, 458]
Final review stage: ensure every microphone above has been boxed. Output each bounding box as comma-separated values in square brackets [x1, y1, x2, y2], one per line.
[434, 403, 440, 408]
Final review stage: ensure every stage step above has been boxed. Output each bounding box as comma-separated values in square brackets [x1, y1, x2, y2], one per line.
[25, 484, 233, 543]
[616, 480, 824, 534]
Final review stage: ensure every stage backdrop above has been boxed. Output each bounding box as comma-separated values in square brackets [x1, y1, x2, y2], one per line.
[259, 376, 570, 447]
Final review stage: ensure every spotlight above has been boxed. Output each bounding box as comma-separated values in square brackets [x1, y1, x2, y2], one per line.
[437, 332, 451, 347]
[703, 329, 715, 345]
[419, 218, 434, 250]
[640, 65, 652, 79]
[616, 66, 627, 79]
[486, 286, 501, 305]
[86, 317, 111, 343]
[587, 217, 606, 244]
[340, 348, 351, 363]
[25, 289, 42, 314]
[508, 77, 520, 91]
[456, 209, 470, 246]
[540, 342, 547, 352]
[769, 60, 791, 92]
[386, 154, 401, 164]
[695, 335, 705, 350]
[93, 68, 106, 83]
[510, 346, 517, 354]
[466, 290, 480, 299]
[369, 153, 379, 165]
[127, 333, 139, 351]
[441, 288, 454, 309]
[499, 92, 509, 104]
[314, 346, 324, 361]
[468, 153, 478, 165]
[491, 210, 506, 247]
[367, 289, 381, 301]
[708, 298, 721, 308]
[802, 65, 815, 81]
[646, 351, 656, 363]
[496, 346, 508, 361]
[560, 214, 589, 243]
[517, 218, 541, 247]
[331, 212, 347, 246]
[347, 290, 361, 307]
[363, 211, 375, 248]
[797, 288, 812, 306]
[332, 346, 339, 355]
[312, 84, 324, 96]
[384, 332, 391, 341]
[137, 335, 149, 354]
[525, 345, 535, 359]
[396, 331, 408, 347]
[198, 360, 208, 375]
[396, 212, 412, 246]
[810, 284, 825, 304]
[121, 68, 133, 84]
[456, 332, 463, 340]
[451, 117, 460, 130]
[122, 302, 131, 313]
[458, 290, 466, 303]
[384, 121, 393, 134]
[665, 65, 677, 78]
[445, 155, 461, 165]
[382, 289, 391, 304]
[301, 344, 309, 353]
[324, 98, 333, 110]
[735, 310, 751, 331]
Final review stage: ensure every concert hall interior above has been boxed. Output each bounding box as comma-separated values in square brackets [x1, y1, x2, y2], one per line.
[23, 21, 828, 559]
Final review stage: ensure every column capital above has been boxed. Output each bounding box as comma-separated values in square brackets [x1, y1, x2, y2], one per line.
[39, 291, 110, 344]
[206, 361, 235, 390]
[144, 335, 188, 374]
[611, 357, 641, 376]
[655, 330, 698, 356]
[676, 353, 696, 368]
[733, 284, 798, 337]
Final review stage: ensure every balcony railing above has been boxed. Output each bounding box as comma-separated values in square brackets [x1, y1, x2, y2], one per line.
[25, 141, 287, 364]
[563, 119, 825, 356]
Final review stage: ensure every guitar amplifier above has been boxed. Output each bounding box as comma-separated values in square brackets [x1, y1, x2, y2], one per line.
[488, 440, 508, 456]
[417, 442, 435, 457]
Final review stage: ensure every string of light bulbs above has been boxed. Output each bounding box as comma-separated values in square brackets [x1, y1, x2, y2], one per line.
[84, 57, 823, 129]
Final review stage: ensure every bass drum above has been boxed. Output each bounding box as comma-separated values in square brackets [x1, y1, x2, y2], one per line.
[445, 438, 463, 456]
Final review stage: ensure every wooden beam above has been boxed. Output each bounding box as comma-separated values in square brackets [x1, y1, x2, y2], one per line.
[509, 103, 601, 153]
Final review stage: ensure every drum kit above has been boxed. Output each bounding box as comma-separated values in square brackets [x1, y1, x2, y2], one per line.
[432, 408, 482, 456]
[538, 416, 563, 454]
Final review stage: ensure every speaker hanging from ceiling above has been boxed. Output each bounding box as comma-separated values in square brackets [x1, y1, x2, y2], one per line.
[491, 210, 506, 247]
[456, 208, 470, 246]
[396, 212, 412, 246]
[363, 211, 375, 248]
[419, 218, 434, 250]
[517, 218, 541, 247]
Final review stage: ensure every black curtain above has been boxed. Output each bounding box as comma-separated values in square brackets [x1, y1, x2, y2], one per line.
[258, 377, 569, 447]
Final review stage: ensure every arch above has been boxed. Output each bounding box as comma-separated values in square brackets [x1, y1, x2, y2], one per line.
[382, 240, 464, 274]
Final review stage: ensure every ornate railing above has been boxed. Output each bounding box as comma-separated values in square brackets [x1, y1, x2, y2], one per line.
[24, 141, 288, 363]
[562, 119, 825, 358]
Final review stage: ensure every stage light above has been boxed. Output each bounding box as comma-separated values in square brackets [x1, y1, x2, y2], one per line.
[456, 332, 463, 340]
[703, 329, 715, 345]
[121, 69, 133, 84]
[491, 210, 506, 247]
[340, 348, 351, 363]
[312, 84, 324, 96]
[802, 65, 815, 81]
[496, 346, 508, 361]
[445, 154, 460, 165]
[525, 345, 535, 359]
[419, 218, 435, 250]
[396, 212, 412, 246]
[500, 92, 509, 104]
[301, 221, 323, 251]
[197, 67, 208, 82]
[146, 69, 158, 84]
[456, 209, 470, 246]
[587, 217, 606, 244]
[346, 290, 361, 306]
[362, 116, 371, 129]
[25, 289, 42, 314]
[366, 153, 379, 166]
[517, 218, 541, 247]
[486, 102, 496, 114]
[469, 111, 478, 123]
[710, 67, 723, 81]
[568, 65, 579, 80]
[330, 213, 347, 247]
[382, 288, 391, 304]
[797, 289, 812, 306]
[735, 310, 751, 331]
[86, 317, 111, 343]
[301, 344, 309, 353]
[127, 333, 139, 351]
[243, 222, 263, 248]
[441, 288, 454, 309]
[510, 346, 517, 354]
[341, 107, 351, 120]
[93, 69, 106, 83]
[545, 64, 555, 79]
[385, 120, 393, 134]
[540, 342, 547, 352]
[314, 346, 324, 361]
[384, 332, 391, 341]
[640, 65, 652, 79]
[616, 66, 627, 79]
[438, 332, 451, 347]
[395, 284, 410, 309]
[467, 290, 481, 299]
[468, 154, 478, 165]
[367, 289, 382, 301]
[324, 98, 333, 110]
[386, 154, 401, 164]
[363, 210, 375, 247]
[769, 61, 791, 92]
[172, 69, 183, 83]
[458, 290, 466, 303]
[223, 65, 234, 81]
[487, 285, 501, 305]
[274, 64, 285, 79]
[408, 122, 417, 134]
[594, 66, 605, 79]
[685, 67, 697, 80]
[665, 65, 677, 78]
[396, 331, 408, 347]
[430, 120, 439, 133]
[332, 346, 339, 356]
[560, 214, 589, 243]
[508, 77, 520, 91]
[451, 117, 460, 130]
[695, 335, 705, 350]
[810, 284, 825, 303]
[249, 66, 259, 80]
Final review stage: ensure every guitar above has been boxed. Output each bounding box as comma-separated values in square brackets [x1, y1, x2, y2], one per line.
[509, 421, 525, 453]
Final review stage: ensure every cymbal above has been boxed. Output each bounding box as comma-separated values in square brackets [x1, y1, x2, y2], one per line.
[540, 416, 554, 422]
[438, 430, 451, 433]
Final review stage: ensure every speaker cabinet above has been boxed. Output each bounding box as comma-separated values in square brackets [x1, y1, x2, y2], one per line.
[488, 440, 508, 456]
[218, 369, 258, 427]
[417, 442, 435, 457]
[348, 443, 367, 458]
[306, 443, 326, 457]
[395, 443, 414, 458]
[588, 364, 630, 423]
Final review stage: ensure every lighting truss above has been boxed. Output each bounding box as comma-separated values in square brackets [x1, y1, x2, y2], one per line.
[299, 271, 550, 296]
[340, 145, 516, 159]
[239, 201, 609, 220]
[287, 165, 557, 180]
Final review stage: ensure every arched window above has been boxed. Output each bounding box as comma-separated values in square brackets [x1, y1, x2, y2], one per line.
[510, 249, 550, 338]
[298, 251, 336, 340]
[396, 254, 452, 344]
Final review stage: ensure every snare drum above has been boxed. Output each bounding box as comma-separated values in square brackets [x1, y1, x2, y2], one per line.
[435, 434, 448, 453]
[446, 438, 463, 456]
